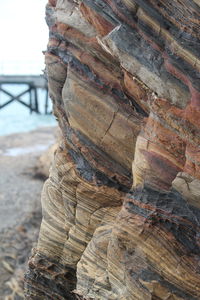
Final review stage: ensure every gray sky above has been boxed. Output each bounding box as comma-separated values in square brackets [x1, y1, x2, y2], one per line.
[0, 0, 48, 74]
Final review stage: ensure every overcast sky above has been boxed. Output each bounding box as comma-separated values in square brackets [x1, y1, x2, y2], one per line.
[0, 0, 48, 74]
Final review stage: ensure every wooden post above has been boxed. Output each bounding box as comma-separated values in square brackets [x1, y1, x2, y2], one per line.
[34, 87, 39, 113]
[45, 87, 49, 114]
[29, 85, 33, 114]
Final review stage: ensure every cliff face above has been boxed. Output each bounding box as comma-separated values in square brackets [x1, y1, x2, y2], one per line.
[25, 0, 200, 299]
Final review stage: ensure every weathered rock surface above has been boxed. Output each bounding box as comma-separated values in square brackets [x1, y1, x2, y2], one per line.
[25, 1, 200, 299]
[35, 127, 61, 179]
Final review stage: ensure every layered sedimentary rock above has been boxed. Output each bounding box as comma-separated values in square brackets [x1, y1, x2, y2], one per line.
[25, 0, 200, 299]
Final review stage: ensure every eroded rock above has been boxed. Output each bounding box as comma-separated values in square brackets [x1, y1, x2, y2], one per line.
[25, 0, 200, 299]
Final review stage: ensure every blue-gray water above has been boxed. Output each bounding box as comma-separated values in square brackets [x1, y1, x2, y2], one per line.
[0, 84, 57, 136]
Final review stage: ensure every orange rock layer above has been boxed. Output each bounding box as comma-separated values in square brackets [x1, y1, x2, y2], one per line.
[25, 0, 200, 299]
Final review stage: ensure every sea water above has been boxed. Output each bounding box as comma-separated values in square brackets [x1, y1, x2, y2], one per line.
[0, 84, 57, 136]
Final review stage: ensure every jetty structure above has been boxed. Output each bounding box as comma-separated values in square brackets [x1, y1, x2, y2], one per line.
[0, 74, 49, 114]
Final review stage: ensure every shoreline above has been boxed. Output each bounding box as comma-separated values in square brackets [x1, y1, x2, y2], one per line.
[0, 126, 56, 299]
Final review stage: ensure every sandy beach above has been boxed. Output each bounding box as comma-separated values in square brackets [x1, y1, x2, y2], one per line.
[0, 126, 56, 299]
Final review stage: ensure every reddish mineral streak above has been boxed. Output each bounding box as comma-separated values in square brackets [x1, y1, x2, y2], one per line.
[164, 58, 200, 107]
[141, 149, 183, 189]
[80, 3, 115, 36]
[48, 0, 57, 7]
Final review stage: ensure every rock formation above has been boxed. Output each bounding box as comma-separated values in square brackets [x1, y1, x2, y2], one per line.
[25, 0, 200, 299]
